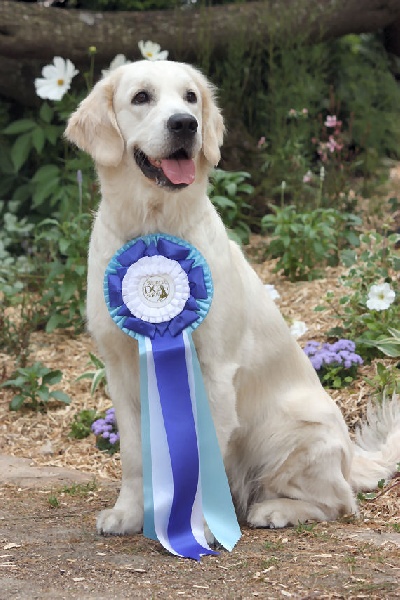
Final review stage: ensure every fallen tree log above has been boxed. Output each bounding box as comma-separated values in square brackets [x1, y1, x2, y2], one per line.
[1, 0, 400, 104]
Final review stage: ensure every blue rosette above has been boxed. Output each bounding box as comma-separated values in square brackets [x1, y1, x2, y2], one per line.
[104, 234, 241, 560]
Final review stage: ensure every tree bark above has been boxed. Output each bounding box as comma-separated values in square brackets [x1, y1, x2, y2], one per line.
[1, 0, 400, 104]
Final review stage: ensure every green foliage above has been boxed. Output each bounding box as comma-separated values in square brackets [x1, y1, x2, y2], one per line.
[364, 362, 400, 400]
[48, 495, 60, 508]
[0, 96, 97, 223]
[208, 169, 254, 244]
[95, 434, 120, 455]
[209, 23, 400, 209]
[0, 263, 39, 367]
[69, 409, 100, 439]
[76, 353, 107, 396]
[318, 364, 359, 390]
[319, 231, 400, 360]
[1, 362, 71, 411]
[60, 480, 98, 496]
[34, 214, 91, 333]
[333, 35, 400, 172]
[261, 203, 361, 281]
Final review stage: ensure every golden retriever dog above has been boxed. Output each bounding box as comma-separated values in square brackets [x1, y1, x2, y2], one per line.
[66, 60, 400, 540]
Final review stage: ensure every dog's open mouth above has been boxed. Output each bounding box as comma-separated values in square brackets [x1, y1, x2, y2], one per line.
[134, 148, 196, 189]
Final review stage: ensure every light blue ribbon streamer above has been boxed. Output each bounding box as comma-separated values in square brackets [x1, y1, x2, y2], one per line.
[138, 336, 156, 541]
[184, 331, 241, 551]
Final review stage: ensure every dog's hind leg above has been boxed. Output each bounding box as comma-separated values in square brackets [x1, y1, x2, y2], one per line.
[247, 497, 329, 528]
[246, 432, 358, 529]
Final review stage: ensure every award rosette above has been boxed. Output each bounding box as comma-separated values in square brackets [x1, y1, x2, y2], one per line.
[104, 234, 241, 560]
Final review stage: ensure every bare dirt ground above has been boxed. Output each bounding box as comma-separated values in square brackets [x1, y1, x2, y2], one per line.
[1, 189, 400, 598]
[0, 460, 399, 600]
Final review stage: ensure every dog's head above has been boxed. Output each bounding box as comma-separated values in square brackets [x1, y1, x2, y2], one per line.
[65, 60, 224, 190]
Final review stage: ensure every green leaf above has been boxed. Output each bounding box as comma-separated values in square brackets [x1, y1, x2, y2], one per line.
[50, 390, 71, 404]
[387, 327, 400, 339]
[39, 102, 54, 124]
[211, 196, 236, 208]
[45, 313, 64, 333]
[89, 353, 105, 369]
[31, 127, 46, 154]
[1, 375, 27, 389]
[37, 388, 50, 403]
[9, 395, 25, 411]
[91, 370, 106, 395]
[32, 164, 61, 183]
[42, 370, 62, 386]
[374, 342, 400, 358]
[3, 119, 36, 135]
[11, 133, 32, 172]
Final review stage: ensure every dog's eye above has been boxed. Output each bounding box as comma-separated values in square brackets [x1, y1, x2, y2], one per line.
[185, 91, 197, 104]
[132, 91, 151, 105]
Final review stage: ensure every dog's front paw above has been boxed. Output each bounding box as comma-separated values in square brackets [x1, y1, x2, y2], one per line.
[96, 507, 143, 535]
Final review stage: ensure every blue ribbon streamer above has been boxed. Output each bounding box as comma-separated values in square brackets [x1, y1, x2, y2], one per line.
[151, 332, 217, 559]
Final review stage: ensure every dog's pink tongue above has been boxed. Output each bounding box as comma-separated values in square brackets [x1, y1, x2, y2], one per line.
[160, 159, 195, 185]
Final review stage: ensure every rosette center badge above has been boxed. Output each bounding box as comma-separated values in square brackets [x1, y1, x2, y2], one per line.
[104, 234, 241, 560]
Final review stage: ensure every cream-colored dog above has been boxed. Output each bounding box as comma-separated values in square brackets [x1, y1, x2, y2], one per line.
[66, 60, 400, 538]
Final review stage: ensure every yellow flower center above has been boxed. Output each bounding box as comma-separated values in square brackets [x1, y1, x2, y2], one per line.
[57, 78, 65, 87]
[145, 52, 153, 58]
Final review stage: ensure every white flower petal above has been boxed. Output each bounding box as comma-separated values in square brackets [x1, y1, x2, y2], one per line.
[290, 320, 308, 339]
[64, 58, 79, 79]
[155, 50, 169, 60]
[264, 284, 280, 302]
[138, 40, 168, 61]
[102, 54, 130, 77]
[35, 56, 78, 100]
[366, 282, 396, 311]
[41, 64, 59, 79]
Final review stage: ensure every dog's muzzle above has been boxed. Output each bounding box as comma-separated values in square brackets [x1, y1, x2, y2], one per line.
[134, 112, 199, 190]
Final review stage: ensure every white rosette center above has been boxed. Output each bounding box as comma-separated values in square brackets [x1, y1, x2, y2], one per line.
[121, 255, 190, 323]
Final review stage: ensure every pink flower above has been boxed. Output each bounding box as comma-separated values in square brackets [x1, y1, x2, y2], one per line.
[327, 136, 336, 152]
[288, 109, 297, 117]
[325, 115, 338, 128]
[257, 136, 266, 148]
[303, 171, 313, 183]
[302, 108, 308, 115]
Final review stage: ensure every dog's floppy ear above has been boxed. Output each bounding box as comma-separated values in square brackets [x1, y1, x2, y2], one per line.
[201, 79, 225, 167]
[65, 75, 124, 167]
[188, 67, 225, 167]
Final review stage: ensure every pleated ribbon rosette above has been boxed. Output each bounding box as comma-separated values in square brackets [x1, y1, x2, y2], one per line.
[104, 234, 241, 560]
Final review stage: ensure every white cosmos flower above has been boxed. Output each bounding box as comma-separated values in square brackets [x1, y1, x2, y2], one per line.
[290, 320, 308, 339]
[366, 282, 396, 311]
[34, 56, 79, 101]
[138, 40, 169, 61]
[264, 284, 280, 302]
[102, 54, 131, 77]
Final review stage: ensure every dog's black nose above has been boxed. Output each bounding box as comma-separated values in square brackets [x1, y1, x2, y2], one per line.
[167, 113, 198, 135]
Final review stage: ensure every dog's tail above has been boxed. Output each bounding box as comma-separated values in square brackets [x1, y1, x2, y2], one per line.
[349, 394, 400, 491]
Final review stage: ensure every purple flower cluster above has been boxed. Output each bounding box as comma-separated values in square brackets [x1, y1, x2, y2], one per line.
[303, 339, 363, 371]
[91, 407, 120, 446]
